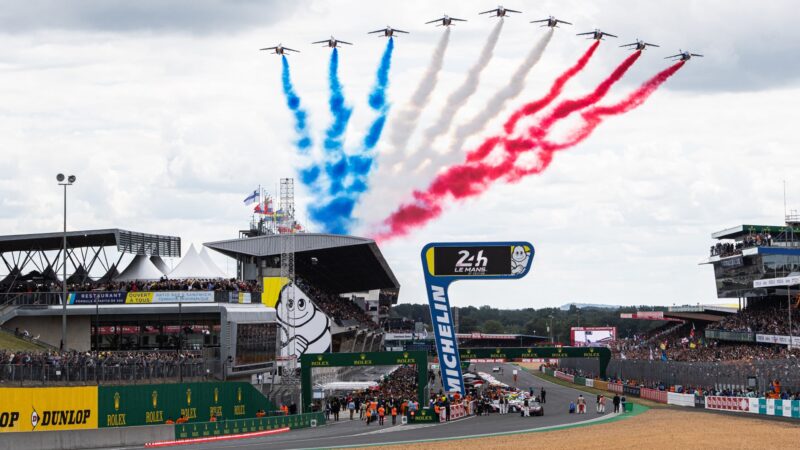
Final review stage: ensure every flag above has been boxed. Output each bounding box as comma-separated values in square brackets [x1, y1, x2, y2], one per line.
[254, 204, 263, 214]
[243, 190, 258, 205]
[649, 348, 653, 361]
[689, 322, 695, 339]
[264, 197, 274, 214]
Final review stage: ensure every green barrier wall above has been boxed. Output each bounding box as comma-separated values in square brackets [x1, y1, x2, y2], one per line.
[99, 382, 274, 428]
[174, 412, 325, 440]
[574, 376, 586, 386]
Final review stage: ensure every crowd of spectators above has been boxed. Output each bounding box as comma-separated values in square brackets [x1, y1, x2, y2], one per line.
[2, 278, 258, 295]
[296, 278, 378, 330]
[706, 304, 800, 336]
[709, 232, 773, 257]
[1, 349, 205, 383]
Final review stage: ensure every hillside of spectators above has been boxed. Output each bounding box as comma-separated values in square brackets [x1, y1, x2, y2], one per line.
[1, 278, 258, 294]
[706, 303, 800, 336]
[296, 278, 378, 330]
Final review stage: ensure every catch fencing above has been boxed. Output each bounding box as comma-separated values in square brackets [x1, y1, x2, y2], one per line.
[557, 358, 800, 393]
[0, 360, 211, 385]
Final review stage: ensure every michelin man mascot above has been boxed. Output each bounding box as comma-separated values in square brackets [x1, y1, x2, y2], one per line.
[510, 245, 531, 275]
[275, 283, 332, 358]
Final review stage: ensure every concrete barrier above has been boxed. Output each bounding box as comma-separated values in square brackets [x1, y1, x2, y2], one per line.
[0, 424, 173, 450]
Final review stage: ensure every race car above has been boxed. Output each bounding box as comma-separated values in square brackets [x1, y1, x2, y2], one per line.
[529, 401, 544, 416]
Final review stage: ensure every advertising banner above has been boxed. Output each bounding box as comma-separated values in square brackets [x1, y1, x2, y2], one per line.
[594, 380, 608, 391]
[608, 383, 623, 394]
[0, 387, 98, 433]
[421, 241, 534, 395]
[124, 291, 215, 304]
[694, 396, 705, 409]
[554, 371, 574, 383]
[667, 392, 695, 407]
[584, 378, 594, 388]
[755, 334, 800, 347]
[384, 333, 415, 341]
[623, 385, 641, 397]
[705, 396, 751, 413]
[174, 412, 324, 440]
[640, 388, 668, 403]
[570, 327, 617, 347]
[68, 292, 126, 305]
[98, 382, 272, 428]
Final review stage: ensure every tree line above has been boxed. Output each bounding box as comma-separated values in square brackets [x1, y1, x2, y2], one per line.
[391, 303, 667, 343]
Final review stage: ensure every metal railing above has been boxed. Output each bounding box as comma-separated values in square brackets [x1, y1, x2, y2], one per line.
[0, 291, 262, 307]
[0, 360, 216, 386]
[704, 329, 756, 343]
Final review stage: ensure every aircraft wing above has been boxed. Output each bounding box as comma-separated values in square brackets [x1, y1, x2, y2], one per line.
[691, 53, 704, 57]
[284, 47, 300, 52]
[530, 19, 548, 23]
[665, 53, 682, 59]
[259, 47, 277, 51]
[451, 17, 467, 21]
[478, 9, 497, 15]
[425, 17, 444, 24]
[620, 43, 636, 47]
[312, 40, 329, 44]
[506, 9, 522, 13]
[394, 29, 409, 33]
[645, 43, 660, 47]
[576, 32, 594, 36]
[603, 32, 618, 38]
[339, 40, 353, 45]
[368, 29, 385, 34]
[557, 20, 572, 25]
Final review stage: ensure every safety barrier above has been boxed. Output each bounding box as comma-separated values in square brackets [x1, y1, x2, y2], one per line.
[173, 412, 323, 440]
[667, 392, 695, 407]
[607, 382, 623, 393]
[639, 387, 668, 403]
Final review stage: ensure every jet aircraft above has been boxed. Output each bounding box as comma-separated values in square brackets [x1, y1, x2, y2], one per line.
[531, 16, 571, 27]
[368, 26, 409, 37]
[312, 36, 353, 48]
[577, 29, 618, 40]
[425, 15, 467, 27]
[479, 6, 522, 17]
[259, 44, 299, 55]
[620, 39, 659, 51]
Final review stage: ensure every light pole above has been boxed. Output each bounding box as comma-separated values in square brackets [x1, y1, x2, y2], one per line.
[57, 173, 76, 350]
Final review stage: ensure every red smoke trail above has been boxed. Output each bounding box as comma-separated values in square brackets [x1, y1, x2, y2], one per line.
[466, 48, 637, 164]
[506, 61, 685, 182]
[375, 61, 683, 241]
[502, 40, 600, 137]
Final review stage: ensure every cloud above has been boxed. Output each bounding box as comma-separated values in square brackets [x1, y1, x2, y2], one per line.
[0, 0, 304, 34]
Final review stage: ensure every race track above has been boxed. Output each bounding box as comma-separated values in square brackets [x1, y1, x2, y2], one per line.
[121, 363, 617, 450]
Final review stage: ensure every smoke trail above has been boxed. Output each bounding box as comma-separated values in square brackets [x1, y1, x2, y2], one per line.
[280, 55, 313, 152]
[507, 61, 686, 181]
[310, 38, 396, 234]
[413, 20, 504, 154]
[383, 28, 451, 166]
[502, 40, 600, 137]
[445, 29, 553, 160]
[375, 61, 682, 241]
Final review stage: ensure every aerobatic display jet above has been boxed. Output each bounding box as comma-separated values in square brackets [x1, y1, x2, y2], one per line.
[259, 44, 299, 55]
[666, 50, 704, 61]
[479, 6, 522, 17]
[425, 14, 467, 27]
[531, 16, 572, 28]
[312, 36, 353, 48]
[577, 29, 618, 40]
[368, 26, 409, 37]
[620, 39, 659, 51]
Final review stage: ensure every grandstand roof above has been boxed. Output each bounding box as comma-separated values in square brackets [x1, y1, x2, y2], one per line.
[712, 224, 800, 240]
[0, 228, 180, 257]
[204, 233, 399, 294]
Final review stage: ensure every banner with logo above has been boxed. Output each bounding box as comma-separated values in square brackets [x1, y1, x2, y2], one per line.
[640, 388, 668, 403]
[98, 382, 272, 428]
[68, 292, 127, 305]
[420, 241, 534, 394]
[0, 387, 97, 433]
[755, 334, 800, 347]
[705, 396, 752, 413]
[124, 291, 215, 304]
[667, 392, 695, 407]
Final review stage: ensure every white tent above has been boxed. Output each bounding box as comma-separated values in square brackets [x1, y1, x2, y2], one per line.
[199, 247, 228, 279]
[115, 255, 165, 282]
[168, 244, 224, 279]
[150, 256, 170, 275]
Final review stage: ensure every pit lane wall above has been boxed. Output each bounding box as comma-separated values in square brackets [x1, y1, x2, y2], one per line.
[540, 367, 800, 419]
[174, 412, 324, 440]
[0, 382, 273, 433]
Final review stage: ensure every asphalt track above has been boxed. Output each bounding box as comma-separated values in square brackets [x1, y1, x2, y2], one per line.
[117, 362, 618, 450]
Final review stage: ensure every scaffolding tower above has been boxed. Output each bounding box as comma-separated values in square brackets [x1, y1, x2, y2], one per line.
[278, 178, 300, 388]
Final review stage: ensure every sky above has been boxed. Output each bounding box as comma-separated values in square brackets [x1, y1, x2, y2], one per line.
[0, 0, 798, 308]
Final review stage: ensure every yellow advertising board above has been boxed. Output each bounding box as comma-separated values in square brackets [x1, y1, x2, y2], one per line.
[125, 292, 155, 304]
[0, 387, 98, 432]
[261, 277, 289, 307]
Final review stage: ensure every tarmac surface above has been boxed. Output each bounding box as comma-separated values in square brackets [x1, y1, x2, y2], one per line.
[120, 363, 617, 450]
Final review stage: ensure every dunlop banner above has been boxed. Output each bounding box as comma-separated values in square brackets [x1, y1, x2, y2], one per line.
[0, 387, 98, 433]
[99, 382, 274, 428]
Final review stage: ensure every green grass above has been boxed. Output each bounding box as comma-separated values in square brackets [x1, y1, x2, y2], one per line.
[0, 330, 47, 351]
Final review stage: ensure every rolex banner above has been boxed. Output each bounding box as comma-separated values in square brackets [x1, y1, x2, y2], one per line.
[97, 382, 274, 428]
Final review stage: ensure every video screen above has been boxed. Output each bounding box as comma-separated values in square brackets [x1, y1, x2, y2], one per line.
[235, 323, 278, 366]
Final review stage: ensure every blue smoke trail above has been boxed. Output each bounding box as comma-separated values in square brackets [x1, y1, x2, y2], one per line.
[281, 56, 312, 152]
[310, 38, 394, 234]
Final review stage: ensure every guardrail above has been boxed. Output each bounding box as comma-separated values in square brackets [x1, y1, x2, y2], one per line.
[0, 291, 261, 307]
[173, 412, 325, 440]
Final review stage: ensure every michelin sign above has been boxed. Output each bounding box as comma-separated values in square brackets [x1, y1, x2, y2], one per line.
[421, 242, 534, 395]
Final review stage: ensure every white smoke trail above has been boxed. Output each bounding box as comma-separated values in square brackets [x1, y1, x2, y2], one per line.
[411, 28, 555, 185]
[383, 27, 451, 168]
[412, 20, 504, 156]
